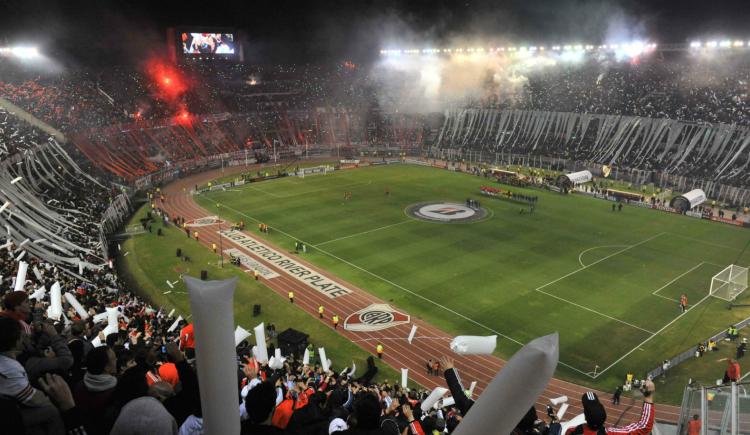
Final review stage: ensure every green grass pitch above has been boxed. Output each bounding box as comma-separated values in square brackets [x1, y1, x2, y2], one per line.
[196, 163, 750, 401]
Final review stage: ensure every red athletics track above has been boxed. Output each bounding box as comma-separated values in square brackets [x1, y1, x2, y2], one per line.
[158, 165, 680, 424]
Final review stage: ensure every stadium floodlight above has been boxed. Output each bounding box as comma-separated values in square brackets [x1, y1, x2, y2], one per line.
[734, 40, 745, 47]
[563, 45, 572, 51]
[690, 41, 702, 48]
[610, 43, 619, 49]
[706, 41, 718, 48]
[10, 46, 39, 59]
[720, 40, 732, 48]
[710, 265, 748, 302]
[585, 45, 594, 50]
[573, 44, 583, 51]
[539, 46, 545, 51]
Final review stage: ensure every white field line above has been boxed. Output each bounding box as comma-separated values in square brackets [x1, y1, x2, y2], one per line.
[535, 287, 655, 334]
[669, 233, 743, 252]
[217, 203, 594, 377]
[652, 262, 706, 298]
[282, 181, 371, 198]
[653, 293, 679, 303]
[245, 184, 283, 198]
[316, 220, 413, 247]
[594, 292, 713, 378]
[578, 245, 630, 267]
[534, 233, 666, 335]
[537, 232, 666, 292]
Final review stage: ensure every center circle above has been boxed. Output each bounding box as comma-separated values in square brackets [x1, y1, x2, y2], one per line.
[406, 202, 489, 223]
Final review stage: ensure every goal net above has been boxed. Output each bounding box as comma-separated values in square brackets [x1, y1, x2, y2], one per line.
[710, 265, 749, 301]
[298, 165, 333, 178]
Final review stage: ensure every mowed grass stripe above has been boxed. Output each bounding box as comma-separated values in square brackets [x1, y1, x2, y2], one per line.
[198, 164, 750, 395]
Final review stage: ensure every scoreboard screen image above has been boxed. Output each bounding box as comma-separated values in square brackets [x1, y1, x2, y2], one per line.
[181, 33, 236, 55]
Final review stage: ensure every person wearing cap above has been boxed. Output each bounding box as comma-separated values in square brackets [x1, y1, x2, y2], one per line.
[0, 290, 32, 335]
[566, 381, 655, 435]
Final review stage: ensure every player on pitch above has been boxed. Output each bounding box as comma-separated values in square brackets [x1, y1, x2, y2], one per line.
[680, 294, 688, 313]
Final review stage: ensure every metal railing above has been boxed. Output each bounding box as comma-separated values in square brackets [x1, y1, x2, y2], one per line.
[678, 382, 750, 434]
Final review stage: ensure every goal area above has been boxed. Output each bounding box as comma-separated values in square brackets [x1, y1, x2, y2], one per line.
[298, 165, 333, 178]
[710, 264, 748, 302]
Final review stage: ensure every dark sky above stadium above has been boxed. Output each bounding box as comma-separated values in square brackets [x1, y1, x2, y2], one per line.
[1, 0, 749, 65]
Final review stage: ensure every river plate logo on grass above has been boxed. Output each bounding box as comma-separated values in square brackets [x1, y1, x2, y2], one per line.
[344, 304, 410, 332]
[185, 216, 225, 227]
[406, 202, 488, 223]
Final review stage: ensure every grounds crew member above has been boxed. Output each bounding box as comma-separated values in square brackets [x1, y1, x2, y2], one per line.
[319, 305, 325, 319]
[288, 291, 294, 303]
[254, 270, 260, 280]
[332, 314, 339, 329]
[212, 243, 217, 254]
[376, 343, 384, 359]
[193, 231, 199, 242]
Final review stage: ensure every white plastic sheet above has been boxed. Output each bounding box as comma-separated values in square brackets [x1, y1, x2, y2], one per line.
[64, 292, 89, 320]
[47, 281, 62, 320]
[13, 261, 27, 291]
[184, 275, 241, 435]
[234, 325, 251, 347]
[407, 324, 418, 344]
[253, 323, 268, 363]
[450, 335, 497, 355]
[421, 387, 448, 412]
[453, 333, 559, 435]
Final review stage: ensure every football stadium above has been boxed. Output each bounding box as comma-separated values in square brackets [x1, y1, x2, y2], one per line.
[4, 0, 750, 433]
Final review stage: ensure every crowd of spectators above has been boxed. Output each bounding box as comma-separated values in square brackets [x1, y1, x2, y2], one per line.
[0, 106, 660, 434]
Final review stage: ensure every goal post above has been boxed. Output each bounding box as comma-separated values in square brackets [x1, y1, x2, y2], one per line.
[710, 265, 748, 302]
[298, 165, 333, 178]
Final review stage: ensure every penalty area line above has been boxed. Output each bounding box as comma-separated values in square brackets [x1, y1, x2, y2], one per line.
[578, 245, 630, 267]
[216, 203, 596, 378]
[594, 292, 713, 378]
[651, 262, 706, 299]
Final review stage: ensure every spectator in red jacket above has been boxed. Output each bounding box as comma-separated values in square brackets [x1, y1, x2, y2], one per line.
[724, 358, 741, 383]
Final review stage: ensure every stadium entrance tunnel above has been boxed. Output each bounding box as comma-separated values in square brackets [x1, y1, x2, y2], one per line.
[405, 201, 489, 223]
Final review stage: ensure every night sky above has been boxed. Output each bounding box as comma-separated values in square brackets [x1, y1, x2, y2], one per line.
[1, 0, 749, 65]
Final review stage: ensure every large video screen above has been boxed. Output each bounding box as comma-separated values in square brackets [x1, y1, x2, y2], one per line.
[181, 33, 236, 55]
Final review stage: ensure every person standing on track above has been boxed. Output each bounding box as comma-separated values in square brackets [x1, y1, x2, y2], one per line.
[288, 291, 294, 304]
[318, 305, 324, 319]
[332, 314, 339, 329]
[680, 294, 688, 313]
[193, 231, 199, 242]
[253, 270, 260, 281]
[212, 243, 217, 254]
[376, 343, 384, 359]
